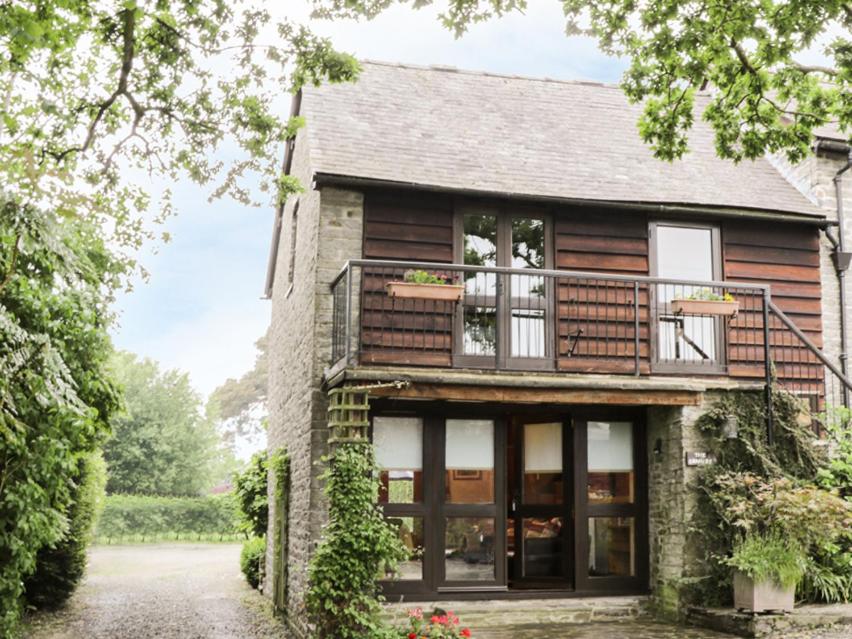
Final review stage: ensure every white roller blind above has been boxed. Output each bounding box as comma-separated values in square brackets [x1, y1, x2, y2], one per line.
[446, 419, 494, 470]
[524, 422, 562, 473]
[588, 421, 633, 472]
[374, 417, 422, 471]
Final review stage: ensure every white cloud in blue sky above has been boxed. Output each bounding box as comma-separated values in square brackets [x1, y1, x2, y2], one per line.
[110, 2, 627, 397]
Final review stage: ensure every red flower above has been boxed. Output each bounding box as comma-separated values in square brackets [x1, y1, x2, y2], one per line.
[461, 628, 471, 637]
[408, 633, 416, 639]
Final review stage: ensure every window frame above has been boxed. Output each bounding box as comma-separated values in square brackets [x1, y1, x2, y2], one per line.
[452, 204, 556, 371]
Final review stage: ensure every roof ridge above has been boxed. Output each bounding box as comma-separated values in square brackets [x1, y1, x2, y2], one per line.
[357, 58, 621, 90]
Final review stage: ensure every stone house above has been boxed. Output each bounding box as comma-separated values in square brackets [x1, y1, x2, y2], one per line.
[262, 61, 852, 634]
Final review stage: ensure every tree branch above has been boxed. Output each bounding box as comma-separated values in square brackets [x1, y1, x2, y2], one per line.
[791, 62, 838, 76]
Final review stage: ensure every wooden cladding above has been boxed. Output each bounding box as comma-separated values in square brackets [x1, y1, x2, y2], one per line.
[355, 190, 825, 385]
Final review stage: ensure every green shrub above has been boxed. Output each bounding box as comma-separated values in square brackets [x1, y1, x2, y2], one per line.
[23, 452, 108, 610]
[305, 443, 407, 639]
[240, 536, 266, 589]
[726, 533, 806, 589]
[95, 493, 239, 542]
[233, 452, 268, 538]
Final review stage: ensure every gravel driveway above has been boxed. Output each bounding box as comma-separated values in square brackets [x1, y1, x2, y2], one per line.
[24, 543, 289, 639]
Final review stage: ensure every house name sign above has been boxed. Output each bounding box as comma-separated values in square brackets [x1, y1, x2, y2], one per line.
[685, 451, 717, 467]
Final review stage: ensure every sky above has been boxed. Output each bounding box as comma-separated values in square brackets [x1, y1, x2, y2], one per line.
[109, 2, 627, 398]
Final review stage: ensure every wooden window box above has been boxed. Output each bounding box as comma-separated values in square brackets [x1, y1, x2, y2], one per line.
[671, 299, 739, 318]
[386, 281, 465, 302]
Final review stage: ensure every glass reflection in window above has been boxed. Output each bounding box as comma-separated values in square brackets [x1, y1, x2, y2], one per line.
[445, 517, 496, 581]
[588, 517, 635, 577]
[510, 217, 546, 358]
[587, 421, 634, 505]
[384, 517, 425, 581]
[463, 213, 498, 356]
[445, 419, 494, 504]
[374, 417, 423, 504]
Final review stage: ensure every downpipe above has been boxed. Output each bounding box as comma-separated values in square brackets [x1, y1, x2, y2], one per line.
[832, 147, 852, 406]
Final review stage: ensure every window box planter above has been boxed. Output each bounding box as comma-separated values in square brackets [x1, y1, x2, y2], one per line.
[671, 298, 739, 318]
[386, 281, 464, 302]
[733, 571, 795, 613]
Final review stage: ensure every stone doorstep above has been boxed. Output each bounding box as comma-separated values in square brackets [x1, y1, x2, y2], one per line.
[686, 604, 852, 638]
[384, 596, 649, 628]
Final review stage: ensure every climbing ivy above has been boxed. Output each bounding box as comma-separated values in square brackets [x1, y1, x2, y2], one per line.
[270, 447, 290, 614]
[686, 389, 852, 605]
[305, 443, 406, 639]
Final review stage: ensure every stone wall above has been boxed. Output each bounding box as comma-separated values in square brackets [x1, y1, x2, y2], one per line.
[265, 109, 365, 636]
[647, 391, 742, 620]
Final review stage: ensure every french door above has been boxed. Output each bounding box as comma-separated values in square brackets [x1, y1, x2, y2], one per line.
[375, 409, 647, 597]
[454, 208, 554, 370]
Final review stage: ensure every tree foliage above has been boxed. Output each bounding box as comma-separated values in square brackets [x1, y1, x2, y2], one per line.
[103, 351, 220, 497]
[208, 331, 268, 444]
[0, 208, 121, 636]
[314, 0, 851, 162]
[1, 2, 357, 634]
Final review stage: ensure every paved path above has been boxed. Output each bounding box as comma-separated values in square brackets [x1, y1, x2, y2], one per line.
[24, 544, 287, 639]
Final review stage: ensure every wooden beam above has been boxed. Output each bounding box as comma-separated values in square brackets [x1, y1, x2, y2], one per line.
[367, 383, 702, 406]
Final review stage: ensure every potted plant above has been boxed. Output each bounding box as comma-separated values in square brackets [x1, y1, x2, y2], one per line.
[386, 269, 464, 302]
[726, 533, 805, 613]
[671, 288, 739, 317]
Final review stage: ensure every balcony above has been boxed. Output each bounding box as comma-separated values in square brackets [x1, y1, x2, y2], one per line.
[329, 260, 851, 424]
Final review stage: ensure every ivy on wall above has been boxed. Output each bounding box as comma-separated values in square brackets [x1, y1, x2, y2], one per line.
[685, 389, 852, 606]
[305, 442, 406, 639]
[271, 447, 291, 614]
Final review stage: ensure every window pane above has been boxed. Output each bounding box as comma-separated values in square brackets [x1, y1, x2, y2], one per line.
[384, 517, 425, 581]
[523, 517, 564, 578]
[511, 307, 545, 358]
[445, 517, 496, 581]
[374, 417, 423, 504]
[523, 422, 563, 505]
[463, 305, 497, 356]
[446, 419, 494, 504]
[587, 421, 634, 505]
[588, 517, 635, 577]
[656, 226, 712, 281]
[464, 214, 497, 268]
[511, 217, 544, 269]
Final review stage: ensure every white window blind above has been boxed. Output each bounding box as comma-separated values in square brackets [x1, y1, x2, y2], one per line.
[374, 417, 422, 471]
[524, 422, 562, 473]
[446, 419, 494, 470]
[588, 421, 633, 472]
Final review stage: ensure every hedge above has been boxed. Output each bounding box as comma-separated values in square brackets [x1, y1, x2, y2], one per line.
[24, 452, 108, 610]
[95, 493, 241, 543]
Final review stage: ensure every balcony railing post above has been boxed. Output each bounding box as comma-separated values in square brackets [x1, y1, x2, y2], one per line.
[344, 263, 353, 367]
[762, 289, 774, 446]
[633, 281, 641, 376]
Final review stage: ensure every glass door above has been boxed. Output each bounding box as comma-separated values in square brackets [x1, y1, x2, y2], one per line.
[650, 222, 724, 372]
[456, 209, 553, 370]
[509, 420, 572, 587]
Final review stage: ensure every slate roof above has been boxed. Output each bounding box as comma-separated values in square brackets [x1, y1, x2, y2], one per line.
[300, 61, 824, 218]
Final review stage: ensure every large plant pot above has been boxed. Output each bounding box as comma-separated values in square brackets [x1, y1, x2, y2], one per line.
[386, 281, 464, 302]
[671, 298, 739, 318]
[733, 571, 795, 613]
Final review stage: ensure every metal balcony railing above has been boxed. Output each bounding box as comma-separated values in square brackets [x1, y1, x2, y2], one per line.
[330, 259, 852, 436]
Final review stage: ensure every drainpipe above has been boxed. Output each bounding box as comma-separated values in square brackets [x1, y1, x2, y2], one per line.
[831, 145, 852, 405]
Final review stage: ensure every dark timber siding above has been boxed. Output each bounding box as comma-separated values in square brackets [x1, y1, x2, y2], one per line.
[722, 219, 823, 388]
[361, 192, 455, 366]
[555, 210, 651, 375]
[357, 191, 824, 383]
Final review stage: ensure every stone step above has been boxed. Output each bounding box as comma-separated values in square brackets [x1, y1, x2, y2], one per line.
[385, 595, 649, 628]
